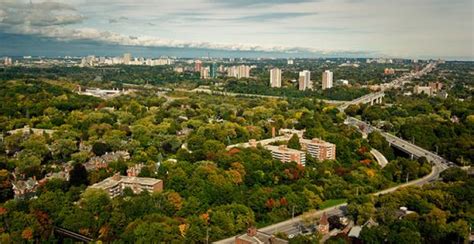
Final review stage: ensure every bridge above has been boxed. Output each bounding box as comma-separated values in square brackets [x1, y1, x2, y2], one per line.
[215, 62, 450, 244]
[338, 91, 385, 111]
[53, 226, 94, 243]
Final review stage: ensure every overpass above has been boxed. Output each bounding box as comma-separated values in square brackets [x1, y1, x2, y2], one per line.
[215, 62, 449, 243]
[338, 91, 385, 111]
[53, 226, 94, 243]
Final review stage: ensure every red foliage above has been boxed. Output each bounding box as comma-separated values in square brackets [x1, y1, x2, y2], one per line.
[265, 198, 276, 209]
[279, 197, 288, 206]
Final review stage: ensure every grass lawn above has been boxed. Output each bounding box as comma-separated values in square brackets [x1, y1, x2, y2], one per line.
[320, 198, 347, 209]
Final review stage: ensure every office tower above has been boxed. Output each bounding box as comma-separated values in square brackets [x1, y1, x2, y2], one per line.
[200, 67, 210, 79]
[322, 70, 333, 90]
[210, 62, 217, 78]
[270, 68, 282, 88]
[123, 53, 131, 65]
[194, 60, 202, 72]
[298, 70, 311, 91]
[287, 59, 294, 65]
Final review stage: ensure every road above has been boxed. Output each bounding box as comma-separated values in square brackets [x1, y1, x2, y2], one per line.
[370, 148, 388, 168]
[214, 61, 449, 244]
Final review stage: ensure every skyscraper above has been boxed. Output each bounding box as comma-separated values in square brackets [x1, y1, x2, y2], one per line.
[322, 70, 333, 90]
[227, 65, 251, 79]
[270, 68, 282, 88]
[210, 62, 218, 78]
[123, 53, 131, 65]
[298, 70, 311, 91]
[200, 67, 210, 79]
[194, 60, 202, 72]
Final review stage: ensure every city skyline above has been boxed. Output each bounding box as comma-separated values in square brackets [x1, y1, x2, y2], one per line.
[0, 0, 473, 60]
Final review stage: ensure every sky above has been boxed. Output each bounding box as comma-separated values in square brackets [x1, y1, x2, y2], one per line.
[0, 0, 473, 59]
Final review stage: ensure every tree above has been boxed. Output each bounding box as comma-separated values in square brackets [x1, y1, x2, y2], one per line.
[0, 170, 13, 202]
[69, 163, 88, 187]
[287, 133, 301, 150]
[92, 142, 111, 156]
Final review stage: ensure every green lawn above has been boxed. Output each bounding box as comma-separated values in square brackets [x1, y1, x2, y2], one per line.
[319, 198, 347, 209]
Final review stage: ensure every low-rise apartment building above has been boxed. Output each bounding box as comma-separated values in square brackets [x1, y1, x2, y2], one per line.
[89, 173, 163, 198]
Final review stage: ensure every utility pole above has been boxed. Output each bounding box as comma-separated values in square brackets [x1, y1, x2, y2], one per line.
[292, 206, 296, 222]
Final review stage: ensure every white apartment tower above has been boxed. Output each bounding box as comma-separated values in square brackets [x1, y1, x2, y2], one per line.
[322, 70, 333, 90]
[298, 70, 311, 91]
[123, 53, 132, 65]
[270, 68, 282, 88]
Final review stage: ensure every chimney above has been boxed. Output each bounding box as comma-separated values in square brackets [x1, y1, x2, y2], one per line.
[247, 227, 257, 237]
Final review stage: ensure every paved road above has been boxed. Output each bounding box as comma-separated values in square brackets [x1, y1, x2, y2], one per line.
[214, 62, 449, 244]
[370, 148, 388, 168]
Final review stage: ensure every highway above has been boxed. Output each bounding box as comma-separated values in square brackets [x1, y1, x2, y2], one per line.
[214, 61, 450, 244]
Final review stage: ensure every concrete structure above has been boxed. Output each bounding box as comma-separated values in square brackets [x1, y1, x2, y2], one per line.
[227, 65, 251, 79]
[264, 145, 306, 166]
[200, 67, 210, 79]
[194, 60, 202, 72]
[7, 125, 56, 136]
[89, 173, 163, 198]
[123, 53, 131, 65]
[322, 70, 333, 90]
[287, 59, 294, 65]
[235, 227, 288, 244]
[300, 138, 336, 161]
[413, 85, 433, 96]
[429, 82, 443, 92]
[210, 62, 218, 78]
[338, 91, 385, 111]
[270, 68, 282, 88]
[298, 70, 311, 91]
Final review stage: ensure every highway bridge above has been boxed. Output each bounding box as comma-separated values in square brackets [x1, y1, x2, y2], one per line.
[214, 62, 450, 243]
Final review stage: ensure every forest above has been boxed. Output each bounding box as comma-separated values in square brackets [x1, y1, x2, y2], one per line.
[0, 78, 435, 242]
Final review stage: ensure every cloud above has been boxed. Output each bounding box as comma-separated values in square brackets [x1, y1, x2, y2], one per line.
[210, 0, 317, 7]
[0, 0, 84, 26]
[4, 24, 366, 55]
[234, 12, 317, 22]
[108, 16, 128, 24]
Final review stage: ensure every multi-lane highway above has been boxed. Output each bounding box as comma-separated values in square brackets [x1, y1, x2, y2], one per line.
[214, 61, 450, 244]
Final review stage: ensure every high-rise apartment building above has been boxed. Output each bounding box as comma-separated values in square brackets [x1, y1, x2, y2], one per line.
[200, 67, 210, 79]
[194, 60, 202, 72]
[298, 70, 311, 91]
[210, 62, 218, 78]
[270, 68, 282, 88]
[227, 65, 251, 79]
[322, 70, 333, 90]
[123, 53, 131, 65]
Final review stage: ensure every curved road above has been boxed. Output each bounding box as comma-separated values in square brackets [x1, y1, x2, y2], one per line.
[215, 62, 450, 244]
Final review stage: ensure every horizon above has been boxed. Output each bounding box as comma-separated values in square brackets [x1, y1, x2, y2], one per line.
[1, 0, 473, 60]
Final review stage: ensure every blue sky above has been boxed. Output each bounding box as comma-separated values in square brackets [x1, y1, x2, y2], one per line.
[0, 0, 473, 59]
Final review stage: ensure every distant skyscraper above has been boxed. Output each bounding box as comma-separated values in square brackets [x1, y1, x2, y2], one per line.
[298, 70, 311, 91]
[210, 62, 217, 78]
[227, 65, 251, 79]
[200, 67, 210, 79]
[123, 53, 131, 65]
[194, 60, 202, 72]
[270, 68, 282, 88]
[322, 70, 333, 90]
